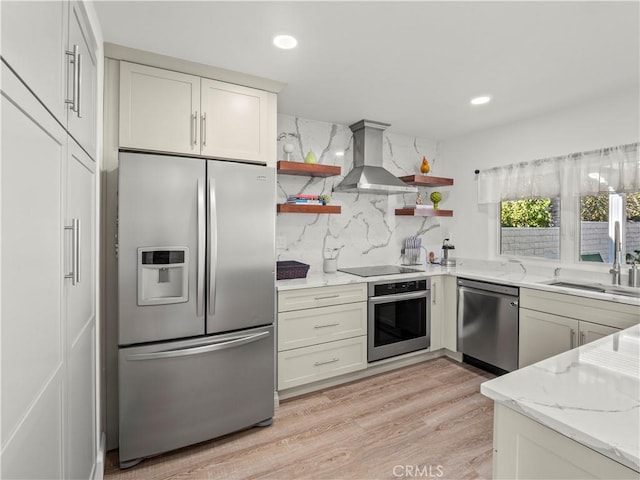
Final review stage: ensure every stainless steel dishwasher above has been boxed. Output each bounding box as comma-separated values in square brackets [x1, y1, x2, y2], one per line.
[457, 278, 519, 373]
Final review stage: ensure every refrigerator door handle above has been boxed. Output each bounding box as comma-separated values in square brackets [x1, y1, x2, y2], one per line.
[126, 331, 270, 361]
[208, 178, 218, 315]
[196, 178, 205, 317]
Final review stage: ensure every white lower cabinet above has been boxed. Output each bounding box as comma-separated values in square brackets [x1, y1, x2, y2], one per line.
[519, 288, 638, 368]
[277, 284, 367, 391]
[493, 403, 637, 479]
[278, 337, 367, 390]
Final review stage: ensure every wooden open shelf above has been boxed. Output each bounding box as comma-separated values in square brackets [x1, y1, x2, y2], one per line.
[395, 208, 453, 217]
[398, 175, 454, 187]
[277, 204, 342, 214]
[277, 161, 341, 177]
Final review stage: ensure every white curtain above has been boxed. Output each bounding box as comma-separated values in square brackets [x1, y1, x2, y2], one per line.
[477, 142, 639, 204]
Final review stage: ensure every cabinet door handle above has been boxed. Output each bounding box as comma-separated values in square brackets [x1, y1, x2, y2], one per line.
[432, 282, 437, 304]
[192, 111, 198, 146]
[580, 331, 586, 346]
[65, 45, 79, 112]
[314, 294, 340, 301]
[314, 323, 340, 329]
[64, 218, 80, 285]
[76, 52, 82, 118]
[570, 328, 576, 349]
[201, 112, 207, 147]
[314, 358, 339, 367]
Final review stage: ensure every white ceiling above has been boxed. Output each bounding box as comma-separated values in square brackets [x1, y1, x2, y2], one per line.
[94, 1, 640, 140]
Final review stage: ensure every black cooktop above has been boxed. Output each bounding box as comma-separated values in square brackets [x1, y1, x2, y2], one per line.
[337, 265, 424, 277]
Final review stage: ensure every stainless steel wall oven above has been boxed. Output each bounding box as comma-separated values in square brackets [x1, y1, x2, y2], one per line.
[368, 278, 430, 362]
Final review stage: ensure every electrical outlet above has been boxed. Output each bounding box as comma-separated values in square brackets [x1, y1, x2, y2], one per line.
[276, 236, 286, 249]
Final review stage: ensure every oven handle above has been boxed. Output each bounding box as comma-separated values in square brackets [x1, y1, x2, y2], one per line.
[369, 290, 429, 304]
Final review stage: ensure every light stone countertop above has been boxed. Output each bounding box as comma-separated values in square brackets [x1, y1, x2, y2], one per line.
[481, 323, 640, 472]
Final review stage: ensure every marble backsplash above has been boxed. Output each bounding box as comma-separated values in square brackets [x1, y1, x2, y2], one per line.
[276, 114, 453, 274]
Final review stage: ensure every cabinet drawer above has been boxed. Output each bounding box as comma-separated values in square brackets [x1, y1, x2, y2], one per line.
[277, 336, 366, 390]
[278, 283, 367, 312]
[278, 302, 367, 351]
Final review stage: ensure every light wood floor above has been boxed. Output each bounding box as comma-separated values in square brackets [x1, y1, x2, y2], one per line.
[105, 357, 495, 480]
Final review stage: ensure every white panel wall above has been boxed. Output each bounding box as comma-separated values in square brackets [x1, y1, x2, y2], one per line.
[438, 87, 640, 262]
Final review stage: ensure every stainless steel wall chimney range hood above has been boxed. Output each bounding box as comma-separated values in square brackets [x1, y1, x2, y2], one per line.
[333, 120, 418, 195]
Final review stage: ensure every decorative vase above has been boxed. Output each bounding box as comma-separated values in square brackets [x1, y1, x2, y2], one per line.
[323, 258, 337, 273]
[304, 150, 317, 164]
[283, 143, 294, 161]
[430, 191, 442, 209]
[420, 156, 430, 174]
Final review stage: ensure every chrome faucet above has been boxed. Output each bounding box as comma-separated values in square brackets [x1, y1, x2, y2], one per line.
[507, 258, 527, 274]
[609, 220, 622, 285]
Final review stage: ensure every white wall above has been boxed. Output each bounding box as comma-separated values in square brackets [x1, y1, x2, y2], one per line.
[439, 87, 640, 263]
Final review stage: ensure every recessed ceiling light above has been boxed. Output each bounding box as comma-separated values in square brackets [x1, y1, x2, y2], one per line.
[273, 34, 297, 50]
[470, 95, 492, 106]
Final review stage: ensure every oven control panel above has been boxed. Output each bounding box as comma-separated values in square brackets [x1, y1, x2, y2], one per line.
[370, 279, 428, 297]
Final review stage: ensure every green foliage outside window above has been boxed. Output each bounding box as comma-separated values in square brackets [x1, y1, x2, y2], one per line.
[581, 193, 640, 222]
[501, 199, 552, 227]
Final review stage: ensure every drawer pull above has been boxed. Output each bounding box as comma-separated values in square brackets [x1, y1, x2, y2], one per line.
[314, 294, 340, 300]
[314, 323, 340, 329]
[314, 357, 339, 366]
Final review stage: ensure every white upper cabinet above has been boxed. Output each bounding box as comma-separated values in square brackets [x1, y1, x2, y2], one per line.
[1, 1, 68, 124]
[0, 0, 98, 159]
[67, 1, 98, 159]
[119, 61, 200, 155]
[119, 61, 275, 164]
[200, 78, 270, 163]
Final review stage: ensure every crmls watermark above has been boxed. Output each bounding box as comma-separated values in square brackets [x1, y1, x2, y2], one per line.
[392, 464, 444, 478]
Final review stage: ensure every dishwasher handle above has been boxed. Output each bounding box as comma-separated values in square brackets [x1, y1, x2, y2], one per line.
[458, 278, 519, 297]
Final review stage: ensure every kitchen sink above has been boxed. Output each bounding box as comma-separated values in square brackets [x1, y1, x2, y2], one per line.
[542, 280, 640, 298]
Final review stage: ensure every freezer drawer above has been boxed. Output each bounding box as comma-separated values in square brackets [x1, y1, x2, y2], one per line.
[118, 325, 274, 466]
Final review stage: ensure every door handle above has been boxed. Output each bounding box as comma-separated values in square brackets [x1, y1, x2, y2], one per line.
[509, 300, 518, 307]
[126, 331, 270, 361]
[432, 282, 437, 304]
[570, 328, 577, 349]
[76, 52, 82, 118]
[314, 358, 339, 367]
[314, 294, 340, 301]
[64, 218, 80, 285]
[208, 178, 218, 315]
[196, 179, 205, 317]
[314, 323, 340, 329]
[201, 112, 207, 147]
[65, 45, 79, 112]
[192, 111, 198, 146]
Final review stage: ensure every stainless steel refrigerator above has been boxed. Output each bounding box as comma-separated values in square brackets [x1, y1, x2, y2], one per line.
[117, 151, 275, 468]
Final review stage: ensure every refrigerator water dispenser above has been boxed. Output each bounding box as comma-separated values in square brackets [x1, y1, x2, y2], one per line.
[137, 247, 189, 305]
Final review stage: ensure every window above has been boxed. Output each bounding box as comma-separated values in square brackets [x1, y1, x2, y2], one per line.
[500, 198, 560, 259]
[580, 192, 640, 263]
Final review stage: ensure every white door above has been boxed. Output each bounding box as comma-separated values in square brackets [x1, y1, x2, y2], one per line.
[67, 1, 98, 159]
[1, 63, 66, 480]
[519, 309, 579, 368]
[579, 321, 620, 346]
[64, 139, 97, 479]
[0, 0, 68, 124]
[200, 78, 269, 163]
[119, 61, 200, 155]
